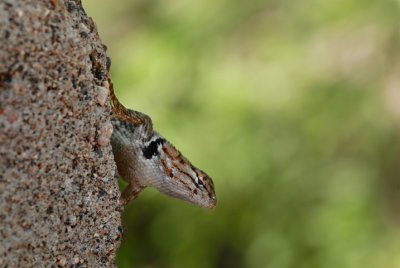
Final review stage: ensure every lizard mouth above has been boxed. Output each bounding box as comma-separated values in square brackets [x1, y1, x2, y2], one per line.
[203, 196, 217, 209]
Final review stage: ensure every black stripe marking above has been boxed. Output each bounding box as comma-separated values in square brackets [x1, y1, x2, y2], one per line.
[142, 138, 166, 159]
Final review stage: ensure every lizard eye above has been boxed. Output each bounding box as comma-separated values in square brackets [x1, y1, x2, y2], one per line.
[197, 178, 208, 191]
[198, 179, 204, 186]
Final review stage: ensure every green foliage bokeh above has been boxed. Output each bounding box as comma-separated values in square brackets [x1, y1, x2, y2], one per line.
[84, 1, 400, 267]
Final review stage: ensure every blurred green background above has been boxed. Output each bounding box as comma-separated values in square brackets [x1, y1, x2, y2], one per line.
[84, 1, 400, 267]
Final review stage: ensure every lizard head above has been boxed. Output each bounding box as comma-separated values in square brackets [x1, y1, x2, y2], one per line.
[143, 137, 217, 209]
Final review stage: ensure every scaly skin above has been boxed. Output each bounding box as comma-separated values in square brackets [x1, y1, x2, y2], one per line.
[109, 83, 216, 209]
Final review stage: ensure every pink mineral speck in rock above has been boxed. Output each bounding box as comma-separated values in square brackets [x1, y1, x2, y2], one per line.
[98, 122, 113, 147]
[96, 86, 109, 106]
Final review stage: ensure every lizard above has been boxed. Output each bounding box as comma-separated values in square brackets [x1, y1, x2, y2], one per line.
[108, 82, 217, 209]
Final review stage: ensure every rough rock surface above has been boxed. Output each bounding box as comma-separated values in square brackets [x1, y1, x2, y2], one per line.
[0, 0, 121, 267]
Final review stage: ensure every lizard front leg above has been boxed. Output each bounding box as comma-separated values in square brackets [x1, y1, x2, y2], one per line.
[120, 183, 144, 205]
